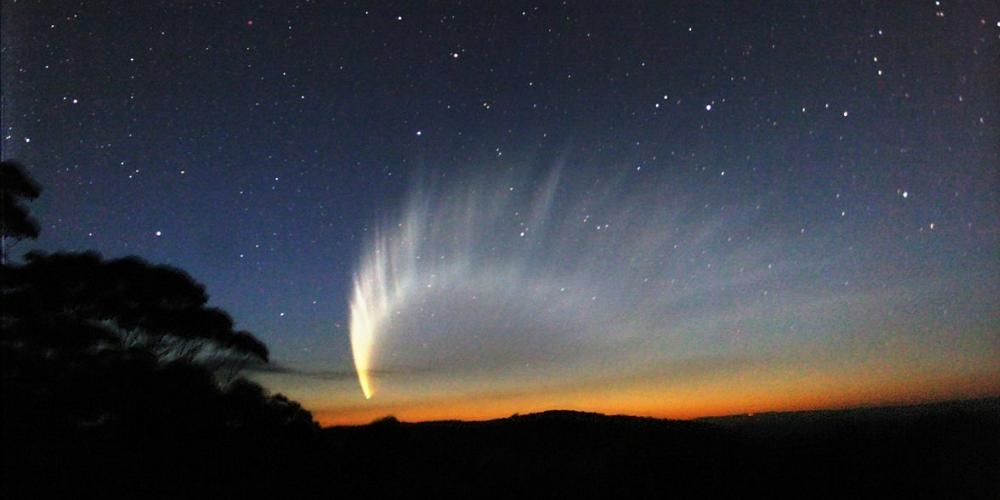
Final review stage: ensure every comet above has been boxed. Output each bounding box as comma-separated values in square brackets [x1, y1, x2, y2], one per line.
[348, 279, 375, 399]
[347, 164, 816, 401]
[348, 200, 426, 399]
[348, 224, 408, 400]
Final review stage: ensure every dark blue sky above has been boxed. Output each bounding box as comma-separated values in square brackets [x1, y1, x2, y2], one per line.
[3, 1, 997, 422]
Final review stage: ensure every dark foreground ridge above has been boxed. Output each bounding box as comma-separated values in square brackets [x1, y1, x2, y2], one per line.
[318, 398, 1000, 498]
[4, 398, 999, 498]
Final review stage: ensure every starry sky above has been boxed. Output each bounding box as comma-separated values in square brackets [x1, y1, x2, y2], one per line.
[2, 1, 998, 425]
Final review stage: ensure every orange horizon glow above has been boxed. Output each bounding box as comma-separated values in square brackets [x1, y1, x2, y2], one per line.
[308, 369, 1000, 427]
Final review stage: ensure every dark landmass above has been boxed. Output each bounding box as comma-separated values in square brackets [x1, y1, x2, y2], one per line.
[4, 398, 999, 498]
[316, 398, 1000, 498]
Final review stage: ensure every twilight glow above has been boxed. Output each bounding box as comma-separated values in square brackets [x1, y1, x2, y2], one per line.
[348, 163, 998, 409]
[7, 1, 996, 426]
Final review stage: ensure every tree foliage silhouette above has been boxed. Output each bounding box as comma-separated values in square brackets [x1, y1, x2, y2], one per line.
[1, 162, 317, 499]
[4, 250, 268, 368]
[0, 160, 42, 264]
[1, 250, 316, 436]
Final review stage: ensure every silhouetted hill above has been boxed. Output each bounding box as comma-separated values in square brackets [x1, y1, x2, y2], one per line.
[315, 398, 999, 498]
[698, 396, 1000, 431]
[4, 395, 997, 498]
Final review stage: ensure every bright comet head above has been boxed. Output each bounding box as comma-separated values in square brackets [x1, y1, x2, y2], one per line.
[349, 281, 374, 399]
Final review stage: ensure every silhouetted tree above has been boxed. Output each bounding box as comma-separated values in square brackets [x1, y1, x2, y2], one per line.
[2, 251, 268, 366]
[0, 160, 42, 264]
[222, 378, 318, 437]
[1, 163, 318, 498]
[1, 164, 315, 438]
[1, 250, 319, 435]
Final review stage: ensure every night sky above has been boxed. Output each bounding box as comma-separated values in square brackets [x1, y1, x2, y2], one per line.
[3, 1, 998, 425]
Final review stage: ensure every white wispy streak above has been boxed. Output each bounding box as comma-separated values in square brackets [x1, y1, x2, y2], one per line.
[349, 166, 855, 399]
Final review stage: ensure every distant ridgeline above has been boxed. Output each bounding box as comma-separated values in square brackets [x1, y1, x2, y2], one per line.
[320, 400, 1000, 498]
